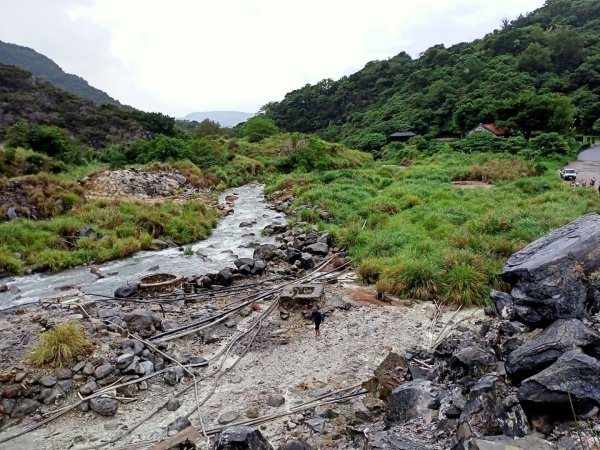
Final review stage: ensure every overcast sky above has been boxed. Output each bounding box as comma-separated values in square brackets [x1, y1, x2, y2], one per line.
[0, 0, 545, 117]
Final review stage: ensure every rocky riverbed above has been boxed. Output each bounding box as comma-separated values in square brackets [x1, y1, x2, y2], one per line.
[1, 196, 600, 450]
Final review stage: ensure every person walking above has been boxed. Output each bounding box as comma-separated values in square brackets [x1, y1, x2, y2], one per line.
[310, 305, 323, 337]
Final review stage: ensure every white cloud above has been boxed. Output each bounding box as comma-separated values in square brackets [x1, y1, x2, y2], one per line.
[0, 0, 545, 116]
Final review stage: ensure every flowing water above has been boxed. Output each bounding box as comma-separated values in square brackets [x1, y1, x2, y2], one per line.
[0, 184, 285, 307]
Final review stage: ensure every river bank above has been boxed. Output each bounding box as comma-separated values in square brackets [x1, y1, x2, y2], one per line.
[0, 184, 283, 307]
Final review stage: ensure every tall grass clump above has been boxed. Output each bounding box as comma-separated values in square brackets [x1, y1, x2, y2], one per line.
[30, 321, 88, 367]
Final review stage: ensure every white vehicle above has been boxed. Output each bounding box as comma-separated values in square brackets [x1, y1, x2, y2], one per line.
[559, 168, 577, 181]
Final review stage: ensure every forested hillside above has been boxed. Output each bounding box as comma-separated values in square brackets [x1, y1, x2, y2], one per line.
[0, 63, 175, 148]
[0, 40, 120, 105]
[262, 0, 600, 149]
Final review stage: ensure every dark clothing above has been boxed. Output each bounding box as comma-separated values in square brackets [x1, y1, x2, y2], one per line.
[311, 310, 323, 330]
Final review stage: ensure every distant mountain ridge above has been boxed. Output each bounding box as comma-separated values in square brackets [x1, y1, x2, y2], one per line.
[183, 111, 255, 127]
[0, 40, 120, 105]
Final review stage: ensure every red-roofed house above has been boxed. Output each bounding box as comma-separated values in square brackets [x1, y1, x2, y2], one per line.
[467, 123, 505, 136]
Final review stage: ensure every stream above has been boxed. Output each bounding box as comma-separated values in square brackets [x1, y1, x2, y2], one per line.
[0, 184, 285, 307]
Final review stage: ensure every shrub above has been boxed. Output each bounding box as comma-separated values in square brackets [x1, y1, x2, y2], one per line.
[452, 133, 512, 153]
[30, 321, 88, 367]
[527, 132, 572, 156]
[242, 116, 279, 142]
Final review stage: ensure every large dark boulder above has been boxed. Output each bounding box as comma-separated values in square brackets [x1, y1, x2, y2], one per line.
[212, 426, 274, 450]
[114, 282, 140, 298]
[450, 346, 497, 378]
[506, 318, 600, 381]
[458, 374, 529, 440]
[500, 213, 600, 326]
[385, 379, 433, 426]
[218, 268, 234, 286]
[518, 348, 600, 413]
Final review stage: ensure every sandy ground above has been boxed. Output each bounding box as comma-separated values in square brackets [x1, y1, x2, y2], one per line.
[0, 273, 482, 450]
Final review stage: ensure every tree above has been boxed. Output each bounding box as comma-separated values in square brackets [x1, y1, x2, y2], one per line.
[4, 119, 29, 149]
[517, 43, 552, 74]
[593, 118, 600, 134]
[195, 119, 222, 137]
[242, 116, 279, 142]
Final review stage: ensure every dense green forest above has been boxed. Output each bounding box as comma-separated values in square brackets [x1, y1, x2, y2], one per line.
[1, 0, 600, 305]
[262, 0, 600, 150]
[0, 63, 175, 148]
[0, 40, 119, 105]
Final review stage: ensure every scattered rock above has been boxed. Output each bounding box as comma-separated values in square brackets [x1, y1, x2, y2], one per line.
[267, 394, 285, 407]
[218, 411, 240, 425]
[246, 407, 260, 419]
[90, 397, 119, 416]
[224, 318, 237, 328]
[166, 398, 181, 411]
[305, 418, 326, 433]
[38, 375, 57, 387]
[167, 416, 192, 437]
[163, 366, 184, 386]
[94, 364, 114, 380]
[213, 426, 274, 450]
[280, 310, 290, 320]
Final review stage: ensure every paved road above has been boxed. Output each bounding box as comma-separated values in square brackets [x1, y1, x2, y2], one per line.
[562, 145, 600, 186]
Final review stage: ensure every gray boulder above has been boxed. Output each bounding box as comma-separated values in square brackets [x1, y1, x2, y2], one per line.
[500, 213, 600, 326]
[506, 318, 600, 381]
[518, 348, 600, 411]
[253, 244, 279, 261]
[385, 379, 433, 425]
[458, 374, 529, 440]
[234, 258, 255, 269]
[213, 426, 274, 450]
[304, 243, 329, 256]
[218, 268, 234, 286]
[122, 309, 162, 337]
[90, 397, 119, 416]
